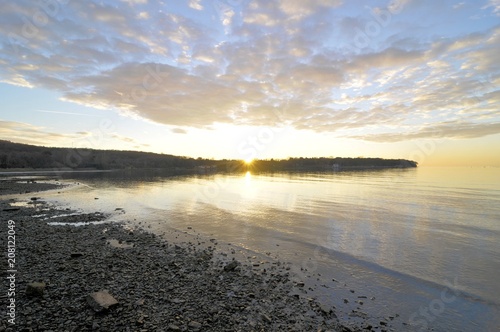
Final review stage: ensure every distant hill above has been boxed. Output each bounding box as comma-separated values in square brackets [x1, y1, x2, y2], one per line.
[0, 140, 417, 172]
[0, 140, 216, 171]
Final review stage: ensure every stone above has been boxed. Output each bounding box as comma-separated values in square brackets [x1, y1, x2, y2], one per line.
[168, 324, 181, 331]
[3, 207, 20, 212]
[26, 282, 46, 297]
[224, 260, 239, 272]
[188, 321, 202, 329]
[87, 290, 119, 312]
[320, 304, 332, 314]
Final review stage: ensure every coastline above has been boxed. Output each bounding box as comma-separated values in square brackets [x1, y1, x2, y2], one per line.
[0, 179, 66, 196]
[3, 170, 497, 331]
[0, 183, 371, 331]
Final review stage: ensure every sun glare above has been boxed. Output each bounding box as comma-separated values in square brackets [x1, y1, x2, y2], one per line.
[244, 158, 254, 164]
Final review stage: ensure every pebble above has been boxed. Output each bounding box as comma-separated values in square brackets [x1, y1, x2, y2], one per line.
[0, 194, 368, 332]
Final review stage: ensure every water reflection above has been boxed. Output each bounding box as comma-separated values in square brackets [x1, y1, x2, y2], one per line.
[37, 167, 500, 331]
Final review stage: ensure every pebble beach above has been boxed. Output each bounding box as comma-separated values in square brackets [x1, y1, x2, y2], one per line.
[0, 180, 370, 332]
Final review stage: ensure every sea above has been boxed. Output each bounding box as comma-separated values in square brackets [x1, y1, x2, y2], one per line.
[3, 166, 499, 331]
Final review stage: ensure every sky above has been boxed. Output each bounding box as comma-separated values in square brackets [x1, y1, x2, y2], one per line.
[0, 0, 499, 166]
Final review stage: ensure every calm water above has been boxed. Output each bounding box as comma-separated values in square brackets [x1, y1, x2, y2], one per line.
[6, 167, 499, 331]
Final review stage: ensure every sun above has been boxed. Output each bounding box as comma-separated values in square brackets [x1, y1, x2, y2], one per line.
[244, 158, 254, 165]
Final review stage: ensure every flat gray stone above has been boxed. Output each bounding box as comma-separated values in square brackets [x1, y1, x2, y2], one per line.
[87, 290, 119, 312]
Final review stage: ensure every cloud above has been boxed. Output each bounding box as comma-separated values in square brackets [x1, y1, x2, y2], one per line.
[483, 0, 500, 15]
[188, 0, 203, 11]
[0, 0, 499, 145]
[111, 133, 136, 143]
[277, 0, 343, 20]
[109, 133, 150, 148]
[242, 0, 340, 29]
[172, 128, 188, 134]
[36, 110, 101, 117]
[387, 0, 415, 13]
[1, 74, 34, 88]
[348, 121, 500, 142]
[121, 0, 147, 5]
[0, 120, 77, 146]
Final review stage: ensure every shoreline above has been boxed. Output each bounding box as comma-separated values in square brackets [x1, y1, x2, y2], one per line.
[0, 179, 67, 196]
[0, 184, 372, 331]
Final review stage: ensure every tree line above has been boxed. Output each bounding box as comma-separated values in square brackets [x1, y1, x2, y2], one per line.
[0, 140, 417, 172]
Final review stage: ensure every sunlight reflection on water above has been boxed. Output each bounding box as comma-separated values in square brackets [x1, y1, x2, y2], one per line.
[33, 167, 500, 331]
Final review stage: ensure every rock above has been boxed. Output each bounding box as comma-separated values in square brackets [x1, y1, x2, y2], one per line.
[171, 298, 185, 304]
[3, 207, 20, 212]
[87, 290, 119, 312]
[261, 313, 272, 323]
[26, 282, 46, 297]
[5, 196, 373, 332]
[188, 321, 202, 329]
[320, 304, 332, 314]
[224, 260, 239, 272]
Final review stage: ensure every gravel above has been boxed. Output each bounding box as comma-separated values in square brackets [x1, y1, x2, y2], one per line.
[0, 179, 65, 196]
[0, 184, 367, 332]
